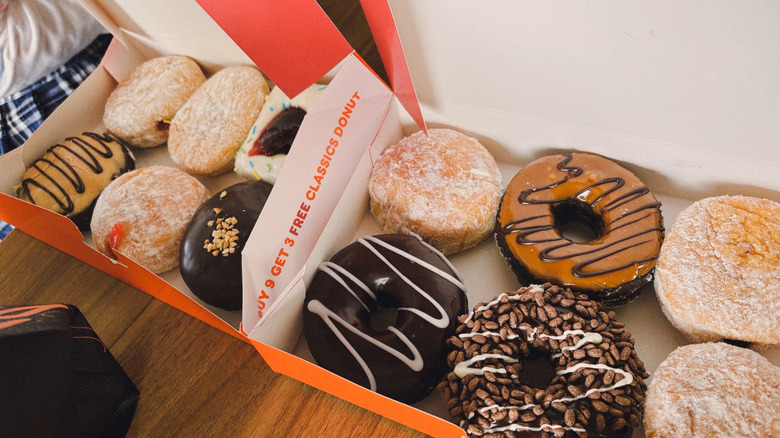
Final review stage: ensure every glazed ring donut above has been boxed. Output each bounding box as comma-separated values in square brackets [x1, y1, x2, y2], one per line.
[303, 234, 468, 404]
[654, 195, 780, 348]
[439, 283, 649, 438]
[644, 342, 780, 438]
[495, 153, 664, 306]
[168, 66, 270, 176]
[234, 83, 326, 184]
[103, 55, 205, 148]
[90, 166, 209, 274]
[368, 128, 503, 255]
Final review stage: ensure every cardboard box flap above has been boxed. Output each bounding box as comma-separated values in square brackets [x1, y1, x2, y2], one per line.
[360, 0, 426, 132]
[79, 0, 253, 72]
[195, 0, 353, 97]
[241, 54, 396, 339]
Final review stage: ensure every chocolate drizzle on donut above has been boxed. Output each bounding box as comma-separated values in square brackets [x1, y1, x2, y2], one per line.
[495, 153, 664, 304]
[15, 132, 135, 229]
[507, 154, 662, 278]
[303, 234, 468, 404]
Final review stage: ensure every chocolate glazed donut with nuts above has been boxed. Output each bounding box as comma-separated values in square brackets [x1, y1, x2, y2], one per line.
[439, 283, 649, 437]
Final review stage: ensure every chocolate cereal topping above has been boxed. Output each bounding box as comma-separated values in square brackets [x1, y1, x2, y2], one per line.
[439, 283, 649, 437]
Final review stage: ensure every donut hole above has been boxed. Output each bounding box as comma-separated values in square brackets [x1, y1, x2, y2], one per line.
[518, 350, 557, 388]
[551, 199, 605, 243]
[369, 305, 399, 331]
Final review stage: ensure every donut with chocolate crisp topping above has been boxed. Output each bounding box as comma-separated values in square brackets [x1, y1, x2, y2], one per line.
[495, 153, 664, 307]
[439, 283, 648, 438]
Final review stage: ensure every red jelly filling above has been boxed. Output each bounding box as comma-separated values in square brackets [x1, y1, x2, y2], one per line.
[248, 107, 306, 157]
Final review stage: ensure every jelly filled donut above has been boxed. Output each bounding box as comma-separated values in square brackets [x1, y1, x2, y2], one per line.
[103, 55, 205, 148]
[179, 180, 273, 311]
[90, 166, 209, 274]
[234, 83, 326, 184]
[654, 195, 780, 348]
[303, 234, 468, 404]
[168, 66, 270, 176]
[369, 128, 503, 255]
[644, 342, 780, 438]
[439, 283, 649, 437]
[15, 132, 135, 230]
[495, 153, 664, 306]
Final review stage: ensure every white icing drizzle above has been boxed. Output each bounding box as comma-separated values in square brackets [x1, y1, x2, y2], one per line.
[309, 234, 466, 392]
[485, 422, 587, 435]
[454, 353, 519, 378]
[357, 235, 465, 329]
[306, 300, 423, 391]
[468, 362, 634, 421]
[462, 285, 544, 324]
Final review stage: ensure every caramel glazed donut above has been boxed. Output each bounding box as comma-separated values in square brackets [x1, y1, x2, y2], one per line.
[439, 283, 648, 438]
[496, 153, 664, 307]
[303, 234, 468, 404]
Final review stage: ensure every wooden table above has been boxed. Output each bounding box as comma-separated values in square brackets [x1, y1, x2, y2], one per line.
[0, 230, 427, 437]
[0, 2, 429, 437]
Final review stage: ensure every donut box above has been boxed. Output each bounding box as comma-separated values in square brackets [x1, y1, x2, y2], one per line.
[1, 1, 779, 438]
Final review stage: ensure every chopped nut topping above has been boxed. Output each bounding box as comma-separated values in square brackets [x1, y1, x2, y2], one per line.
[203, 214, 239, 257]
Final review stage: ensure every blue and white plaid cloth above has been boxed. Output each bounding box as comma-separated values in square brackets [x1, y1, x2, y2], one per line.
[0, 34, 111, 242]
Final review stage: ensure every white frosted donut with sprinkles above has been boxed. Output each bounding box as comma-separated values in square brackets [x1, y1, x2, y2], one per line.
[439, 283, 649, 438]
[234, 83, 326, 184]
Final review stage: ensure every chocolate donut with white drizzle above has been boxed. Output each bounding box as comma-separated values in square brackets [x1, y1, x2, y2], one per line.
[303, 234, 468, 404]
[439, 283, 648, 437]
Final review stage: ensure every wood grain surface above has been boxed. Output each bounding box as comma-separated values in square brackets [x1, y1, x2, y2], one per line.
[0, 1, 433, 437]
[0, 232, 430, 438]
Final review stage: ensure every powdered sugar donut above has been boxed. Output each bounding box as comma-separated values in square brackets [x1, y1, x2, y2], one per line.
[168, 66, 270, 176]
[103, 55, 205, 148]
[368, 128, 503, 255]
[234, 83, 326, 184]
[644, 342, 780, 438]
[90, 166, 209, 274]
[654, 195, 780, 348]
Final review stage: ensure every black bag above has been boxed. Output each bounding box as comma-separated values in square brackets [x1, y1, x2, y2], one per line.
[0, 304, 139, 437]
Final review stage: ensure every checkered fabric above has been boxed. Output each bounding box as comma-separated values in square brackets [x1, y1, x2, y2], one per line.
[0, 33, 111, 155]
[0, 220, 11, 241]
[0, 34, 111, 242]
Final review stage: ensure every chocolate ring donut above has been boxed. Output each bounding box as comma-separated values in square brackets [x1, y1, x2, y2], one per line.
[303, 234, 468, 403]
[439, 283, 649, 437]
[495, 153, 664, 306]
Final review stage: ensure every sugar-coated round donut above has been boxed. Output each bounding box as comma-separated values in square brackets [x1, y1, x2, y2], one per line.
[368, 128, 503, 255]
[168, 66, 270, 176]
[103, 55, 205, 148]
[15, 132, 135, 230]
[495, 153, 664, 307]
[644, 342, 780, 438]
[234, 83, 326, 184]
[654, 195, 780, 348]
[303, 234, 468, 404]
[179, 180, 273, 311]
[90, 166, 209, 274]
[440, 283, 649, 438]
